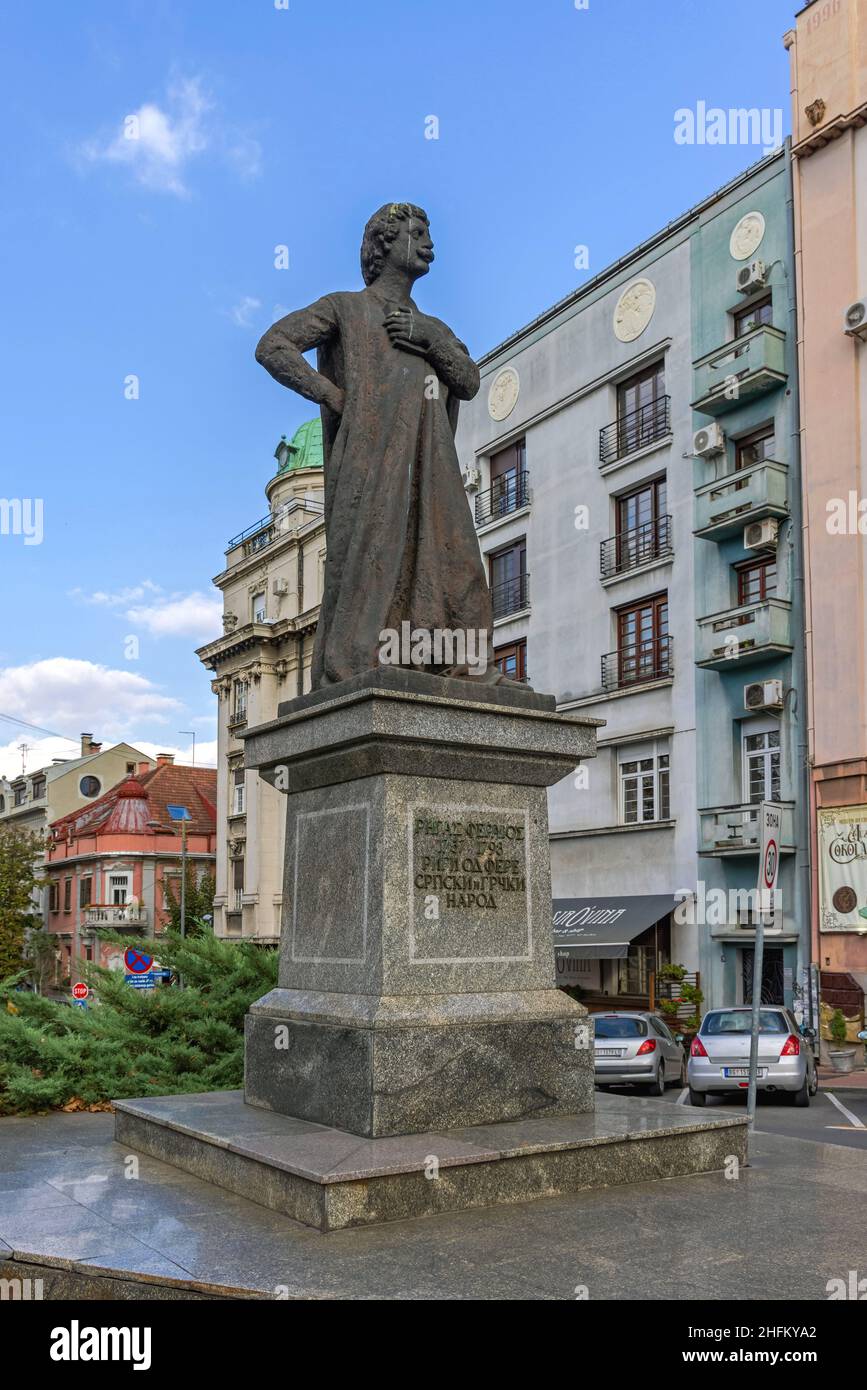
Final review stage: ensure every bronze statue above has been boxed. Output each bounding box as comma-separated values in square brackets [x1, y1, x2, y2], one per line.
[255, 202, 502, 690]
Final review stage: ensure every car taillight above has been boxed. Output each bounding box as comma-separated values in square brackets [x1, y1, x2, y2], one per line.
[636, 1039, 656, 1055]
[690, 1036, 708, 1057]
[780, 1034, 800, 1056]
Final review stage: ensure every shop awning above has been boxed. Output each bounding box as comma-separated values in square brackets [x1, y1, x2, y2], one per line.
[553, 895, 679, 960]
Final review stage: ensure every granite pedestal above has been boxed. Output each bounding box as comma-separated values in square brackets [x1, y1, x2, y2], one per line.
[240, 668, 601, 1137]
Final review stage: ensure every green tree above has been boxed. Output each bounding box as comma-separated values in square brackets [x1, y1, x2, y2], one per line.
[0, 827, 45, 981]
[23, 927, 58, 995]
[0, 924, 277, 1114]
[163, 869, 215, 936]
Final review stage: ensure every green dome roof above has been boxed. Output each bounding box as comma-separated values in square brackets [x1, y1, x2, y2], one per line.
[275, 418, 323, 473]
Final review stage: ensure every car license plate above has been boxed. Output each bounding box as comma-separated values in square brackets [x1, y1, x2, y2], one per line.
[596, 1049, 623, 1058]
[723, 1067, 764, 1078]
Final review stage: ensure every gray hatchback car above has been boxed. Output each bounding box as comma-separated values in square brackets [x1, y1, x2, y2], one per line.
[593, 1011, 686, 1094]
[687, 1005, 818, 1107]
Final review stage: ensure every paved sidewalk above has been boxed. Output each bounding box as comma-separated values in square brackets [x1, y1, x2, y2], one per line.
[1, 1110, 866, 1299]
[818, 1067, 867, 1091]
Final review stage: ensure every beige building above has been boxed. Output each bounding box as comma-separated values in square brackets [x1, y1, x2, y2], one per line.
[785, 0, 867, 997]
[197, 421, 325, 942]
[0, 734, 156, 920]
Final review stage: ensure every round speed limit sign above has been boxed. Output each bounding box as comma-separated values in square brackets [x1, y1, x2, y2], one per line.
[763, 838, 778, 890]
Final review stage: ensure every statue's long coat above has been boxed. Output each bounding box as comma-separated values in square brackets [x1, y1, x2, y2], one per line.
[256, 285, 494, 688]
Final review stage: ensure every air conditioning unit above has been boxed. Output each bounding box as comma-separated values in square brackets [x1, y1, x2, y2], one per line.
[843, 299, 867, 340]
[744, 518, 779, 551]
[744, 678, 784, 712]
[463, 466, 481, 492]
[736, 260, 768, 295]
[693, 423, 726, 458]
[272, 577, 289, 596]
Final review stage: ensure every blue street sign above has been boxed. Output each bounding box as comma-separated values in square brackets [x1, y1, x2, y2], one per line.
[125, 972, 156, 990]
[71, 1000, 88, 1009]
[166, 804, 192, 821]
[153, 969, 173, 981]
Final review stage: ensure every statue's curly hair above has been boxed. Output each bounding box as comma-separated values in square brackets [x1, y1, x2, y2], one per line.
[360, 202, 429, 286]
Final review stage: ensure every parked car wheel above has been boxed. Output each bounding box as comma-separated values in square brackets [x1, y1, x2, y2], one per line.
[808, 1066, 819, 1097]
[650, 1062, 665, 1096]
[791, 1076, 811, 1108]
[688, 1086, 707, 1107]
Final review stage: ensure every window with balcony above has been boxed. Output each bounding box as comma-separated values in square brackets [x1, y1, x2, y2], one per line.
[230, 679, 248, 725]
[476, 438, 528, 526]
[109, 873, 131, 905]
[743, 724, 781, 804]
[79, 877, 92, 909]
[733, 296, 772, 339]
[494, 639, 527, 683]
[619, 742, 671, 824]
[601, 477, 671, 578]
[735, 425, 775, 471]
[231, 856, 245, 912]
[49, 881, 59, 913]
[736, 557, 777, 606]
[63, 878, 72, 912]
[232, 767, 246, 816]
[603, 594, 671, 691]
[252, 592, 267, 623]
[489, 540, 529, 620]
[600, 362, 669, 465]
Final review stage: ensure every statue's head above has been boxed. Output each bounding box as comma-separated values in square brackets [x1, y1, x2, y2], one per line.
[360, 203, 433, 285]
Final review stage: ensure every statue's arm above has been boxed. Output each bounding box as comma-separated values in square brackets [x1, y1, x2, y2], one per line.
[255, 296, 344, 413]
[423, 320, 481, 401]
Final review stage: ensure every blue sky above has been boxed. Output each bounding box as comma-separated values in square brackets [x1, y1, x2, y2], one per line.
[0, 0, 797, 776]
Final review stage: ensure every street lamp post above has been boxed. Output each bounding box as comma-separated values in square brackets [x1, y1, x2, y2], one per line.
[167, 804, 192, 986]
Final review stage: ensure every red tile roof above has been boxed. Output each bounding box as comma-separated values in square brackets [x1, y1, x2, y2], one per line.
[50, 763, 217, 841]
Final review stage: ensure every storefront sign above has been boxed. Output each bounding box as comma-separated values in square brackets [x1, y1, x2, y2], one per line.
[819, 805, 867, 932]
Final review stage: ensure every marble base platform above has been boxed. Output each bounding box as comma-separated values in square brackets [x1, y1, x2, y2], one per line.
[113, 1090, 748, 1234]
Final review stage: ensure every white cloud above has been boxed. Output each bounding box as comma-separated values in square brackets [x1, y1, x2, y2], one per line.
[69, 580, 161, 608]
[132, 738, 218, 769]
[76, 75, 262, 197]
[125, 591, 222, 640]
[0, 658, 183, 775]
[228, 295, 262, 329]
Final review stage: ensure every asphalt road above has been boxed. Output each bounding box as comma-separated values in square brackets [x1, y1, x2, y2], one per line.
[601, 1081, 867, 1150]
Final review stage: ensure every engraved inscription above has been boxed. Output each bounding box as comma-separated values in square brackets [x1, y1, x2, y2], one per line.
[409, 804, 531, 963]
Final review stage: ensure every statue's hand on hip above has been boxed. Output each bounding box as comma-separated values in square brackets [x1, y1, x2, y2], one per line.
[320, 380, 345, 415]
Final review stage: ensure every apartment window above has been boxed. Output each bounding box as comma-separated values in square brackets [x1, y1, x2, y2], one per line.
[232, 767, 246, 816]
[616, 594, 670, 686]
[616, 361, 667, 456]
[13, 784, 25, 806]
[252, 592, 267, 623]
[63, 878, 72, 912]
[743, 725, 781, 804]
[126, 762, 136, 775]
[735, 425, 775, 471]
[733, 296, 772, 338]
[231, 856, 245, 911]
[619, 742, 671, 825]
[31, 777, 46, 800]
[494, 639, 527, 683]
[610, 477, 669, 573]
[231, 679, 248, 723]
[482, 438, 528, 522]
[49, 881, 59, 913]
[737, 557, 777, 606]
[79, 877, 92, 909]
[108, 872, 130, 905]
[489, 540, 528, 619]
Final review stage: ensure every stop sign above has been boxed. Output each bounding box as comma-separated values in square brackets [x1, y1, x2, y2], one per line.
[72, 982, 89, 1000]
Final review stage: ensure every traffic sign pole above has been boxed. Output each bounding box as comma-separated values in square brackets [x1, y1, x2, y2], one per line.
[747, 802, 782, 1132]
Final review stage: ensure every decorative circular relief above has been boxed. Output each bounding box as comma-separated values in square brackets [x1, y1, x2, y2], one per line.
[487, 367, 519, 421]
[613, 278, 656, 343]
[833, 885, 858, 915]
[729, 211, 766, 261]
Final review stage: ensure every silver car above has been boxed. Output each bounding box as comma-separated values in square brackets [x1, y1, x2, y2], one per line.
[593, 1011, 686, 1095]
[687, 1005, 818, 1107]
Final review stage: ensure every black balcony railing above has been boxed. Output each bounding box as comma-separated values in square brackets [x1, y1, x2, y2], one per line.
[491, 572, 530, 621]
[599, 395, 671, 466]
[601, 635, 673, 692]
[600, 514, 672, 579]
[475, 470, 530, 527]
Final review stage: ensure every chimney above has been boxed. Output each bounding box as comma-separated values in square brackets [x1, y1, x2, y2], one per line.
[137, 761, 151, 775]
[80, 732, 94, 756]
[156, 753, 175, 766]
